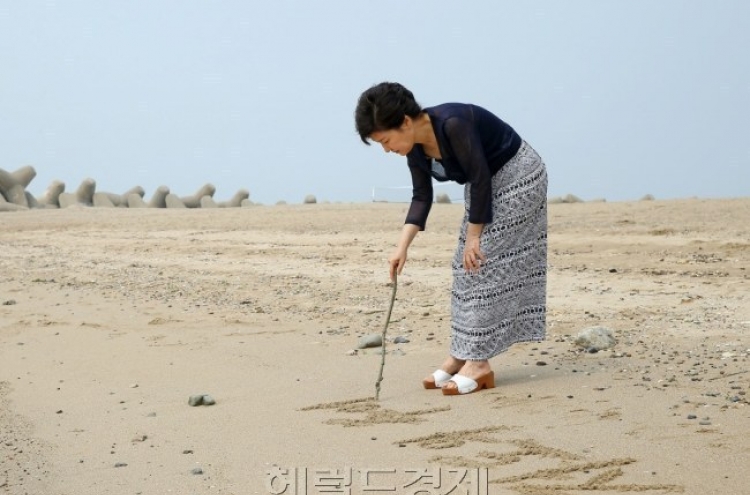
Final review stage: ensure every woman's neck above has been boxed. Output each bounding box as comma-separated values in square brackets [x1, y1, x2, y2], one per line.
[413, 112, 437, 147]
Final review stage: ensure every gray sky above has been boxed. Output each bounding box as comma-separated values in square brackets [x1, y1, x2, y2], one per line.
[2, 1, 748, 205]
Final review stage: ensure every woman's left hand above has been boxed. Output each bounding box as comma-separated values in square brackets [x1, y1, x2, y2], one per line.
[463, 235, 486, 273]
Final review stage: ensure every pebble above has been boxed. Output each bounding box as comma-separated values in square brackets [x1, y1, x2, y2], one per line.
[2, 299, 16, 305]
[114, 462, 128, 468]
[191, 467, 203, 475]
[393, 336, 410, 344]
[687, 414, 697, 420]
[345, 349, 358, 356]
[699, 420, 712, 426]
[357, 334, 382, 349]
[574, 326, 617, 352]
[536, 361, 547, 366]
[188, 395, 204, 407]
[202, 395, 216, 406]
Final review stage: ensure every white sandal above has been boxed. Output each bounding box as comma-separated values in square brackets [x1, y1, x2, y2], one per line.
[422, 369, 454, 389]
[442, 371, 495, 395]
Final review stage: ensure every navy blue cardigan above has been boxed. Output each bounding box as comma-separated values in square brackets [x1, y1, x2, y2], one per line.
[405, 103, 521, 229]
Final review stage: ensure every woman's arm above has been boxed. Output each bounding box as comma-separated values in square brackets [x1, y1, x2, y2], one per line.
[389, 223, 420, 281]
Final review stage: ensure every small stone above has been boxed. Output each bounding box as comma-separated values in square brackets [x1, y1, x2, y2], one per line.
[147, 412, 157, 417]
[574, 326, 617, 352]
[357, 334, 382, 349]
[536, 361, 547, 366]
[393, 336, 410, 344]
[188, 395, 204, 407]
[346, 349, 358, 356]
[2, 299, 16, 305]
[129, 383, 139, 388]
[699, 420, 712, 426]
[687, 414, 697, 420]
[201, 395, 216, 406]
[183, 449, 194, 454]
[191, 467, 203, 475]
[114, 462, 128, 468]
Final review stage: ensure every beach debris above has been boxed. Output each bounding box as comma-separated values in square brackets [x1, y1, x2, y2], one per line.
[563, 193, 584, 203]
[188, 394, 216, 407]
[548, 194, 585, 204]
[435, 192, 451, 204]
[358, 334, 382, 349]
[574, 326, 617, 352]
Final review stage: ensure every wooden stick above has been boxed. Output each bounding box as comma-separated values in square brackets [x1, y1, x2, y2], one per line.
[375, 275, 397, 401]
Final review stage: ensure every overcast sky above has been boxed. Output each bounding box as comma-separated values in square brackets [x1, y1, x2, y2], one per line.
[2, 1, 748, 205]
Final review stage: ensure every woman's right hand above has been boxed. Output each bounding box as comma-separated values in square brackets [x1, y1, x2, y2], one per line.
[389, 223, 420, 282]
[388, 247, 407, 282]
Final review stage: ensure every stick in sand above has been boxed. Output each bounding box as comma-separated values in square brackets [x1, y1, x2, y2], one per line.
[375, 274, 397, 401]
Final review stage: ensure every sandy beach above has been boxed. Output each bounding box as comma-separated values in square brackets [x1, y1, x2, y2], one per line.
[1, 198, 749, 495]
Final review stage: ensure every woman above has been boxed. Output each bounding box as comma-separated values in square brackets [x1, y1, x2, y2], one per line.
[355, 82, 548, 395]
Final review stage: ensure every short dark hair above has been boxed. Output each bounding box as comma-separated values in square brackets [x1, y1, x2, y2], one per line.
[354, 82, 422, 145]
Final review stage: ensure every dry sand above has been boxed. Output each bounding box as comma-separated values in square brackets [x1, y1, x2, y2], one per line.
[1, 198, 749, 495]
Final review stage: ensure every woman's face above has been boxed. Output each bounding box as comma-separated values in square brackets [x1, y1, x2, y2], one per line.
[370, 118, 414, 156]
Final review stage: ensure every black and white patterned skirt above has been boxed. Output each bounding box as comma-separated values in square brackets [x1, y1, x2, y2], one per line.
[450, 141, 548, 360]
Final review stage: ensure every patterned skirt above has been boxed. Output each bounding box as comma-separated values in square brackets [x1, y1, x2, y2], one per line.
[450, 141, 548, 360]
